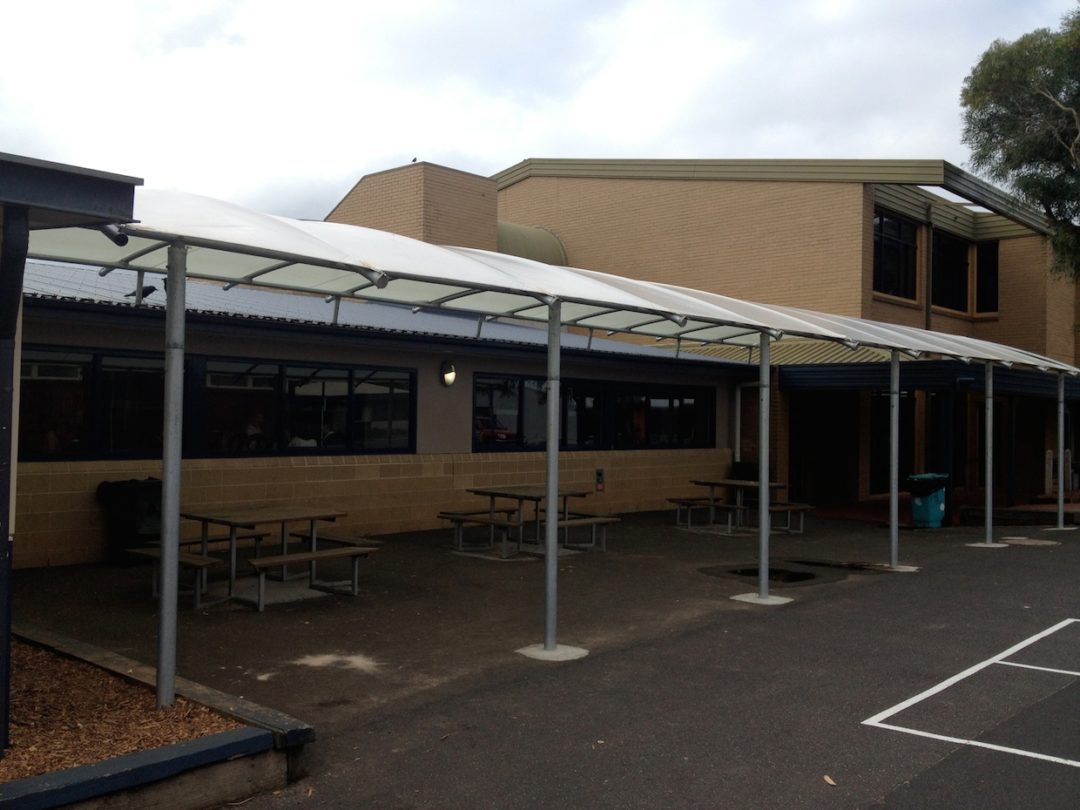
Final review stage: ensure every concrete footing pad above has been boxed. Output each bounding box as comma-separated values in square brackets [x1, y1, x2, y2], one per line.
[874, 564, 920, 573]
[516, 643, 589, 661]
[1041, 526, 1078, 532]
[965, 542, 1009, 548]
[731, 593, 793, 606]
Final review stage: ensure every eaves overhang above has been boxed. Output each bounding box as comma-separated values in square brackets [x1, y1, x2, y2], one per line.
[493, 158, 1051, 236]
[0, 152, 141, 229]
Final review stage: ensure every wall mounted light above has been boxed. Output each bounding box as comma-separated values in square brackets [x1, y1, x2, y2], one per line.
[440, 360, 457, 387]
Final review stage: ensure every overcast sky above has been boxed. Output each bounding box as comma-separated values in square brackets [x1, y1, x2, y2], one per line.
[2, 0, 1075, 219]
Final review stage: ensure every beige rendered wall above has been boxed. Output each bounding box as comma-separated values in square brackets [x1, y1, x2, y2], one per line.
[327, 162, 497, 251]
[498, 177, 867, 315]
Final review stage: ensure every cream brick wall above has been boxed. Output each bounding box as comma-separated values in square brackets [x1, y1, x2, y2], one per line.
[500, 175, 1076, 363]
[971, 236, 1049, 356]
[14, 448, 732, 568]
[327, 162, 497, 250]
[327, 165, 425, 240]
[498, 177, 867, 316]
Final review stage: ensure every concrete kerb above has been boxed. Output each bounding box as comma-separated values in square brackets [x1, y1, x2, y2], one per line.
[8, 623, 314, 808]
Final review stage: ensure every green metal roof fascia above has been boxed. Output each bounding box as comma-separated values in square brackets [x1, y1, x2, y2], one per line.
[874, 184, 1037, 241]
[493, 158, 953, 190]
[929, 201, 979, 237]
[494, 158, 1050, 236]
[874, 185, 937, 226]
[972, 216, 1042, 241]
[941, 162, 1050, 236]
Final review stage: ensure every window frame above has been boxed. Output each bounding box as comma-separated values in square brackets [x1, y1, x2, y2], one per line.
[18, 345, 418, 461]
[873, 208, 919, 302]
[472, 372, 715, 453]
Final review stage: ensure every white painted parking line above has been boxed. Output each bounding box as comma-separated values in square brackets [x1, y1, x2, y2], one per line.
[997, 660, 1080, 678]
[863, 618, 1080, 767]
[867, 722, 1080, 769]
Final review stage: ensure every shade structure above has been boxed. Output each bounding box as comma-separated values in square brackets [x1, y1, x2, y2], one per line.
[27, 187, 1080, 374]
[24, 186, 1080, 698]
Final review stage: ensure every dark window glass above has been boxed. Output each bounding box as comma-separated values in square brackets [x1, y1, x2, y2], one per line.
[352, 369, 413, 451]
[19, 349, 416, 460]
[474, 377, 520, 450]
[873, 210, 918, 300]
[521, 380, 547, 449]
[286, 367, 349, 450]
[19, 350, 92, 457]
[976, 241, 999, 313]
[932, 231, 970, 312]
[474, 374, 713, 452]
[205, 361, 278, 453]
[614, 393, 648, 448]
[564, 385, 603, 449]
[101, 356, 165, 455]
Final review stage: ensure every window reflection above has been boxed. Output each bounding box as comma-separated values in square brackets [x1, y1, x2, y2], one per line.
[19, 350, 92, 457]
[474, 374, 713, 451]
[19, 348, 416, 460]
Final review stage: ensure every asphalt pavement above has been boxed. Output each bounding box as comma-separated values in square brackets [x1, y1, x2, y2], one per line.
[14, 513, 1080, 808]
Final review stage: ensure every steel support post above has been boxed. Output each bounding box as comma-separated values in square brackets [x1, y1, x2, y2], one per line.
[543, 301, 561, 651]
[1058, 374, 1066, 530]
[889, 350, 899, 568]
[757, 332, 771, 599]
[984, 363, 994, 545]
[157, 244, 187, 707]
[0, 207, 27, 755]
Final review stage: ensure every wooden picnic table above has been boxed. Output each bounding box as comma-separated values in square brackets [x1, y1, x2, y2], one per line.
[180, 505, 346, 598]
[465, 484, 592, 547]
[689, 479, 787, 526]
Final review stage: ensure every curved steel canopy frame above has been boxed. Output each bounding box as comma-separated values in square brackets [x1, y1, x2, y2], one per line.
[27, 188, 1080, 704]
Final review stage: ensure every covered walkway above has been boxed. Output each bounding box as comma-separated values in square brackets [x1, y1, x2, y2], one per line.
[24, 187, 1080, 702]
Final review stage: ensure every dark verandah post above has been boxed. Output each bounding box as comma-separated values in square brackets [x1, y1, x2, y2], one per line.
[0, 206, 28, 755]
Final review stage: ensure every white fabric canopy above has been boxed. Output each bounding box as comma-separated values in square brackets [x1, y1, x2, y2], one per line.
[29, 187, 1077, 373]
[23, 184, 1080, 695]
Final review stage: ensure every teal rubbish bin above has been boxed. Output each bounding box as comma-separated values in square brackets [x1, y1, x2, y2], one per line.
[907, 473, 948, 528]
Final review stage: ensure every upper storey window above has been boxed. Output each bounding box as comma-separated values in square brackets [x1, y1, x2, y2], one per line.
[931, 231, 971, 313]
[873, 209, 918, 300]
[930, 233, 1000, 316]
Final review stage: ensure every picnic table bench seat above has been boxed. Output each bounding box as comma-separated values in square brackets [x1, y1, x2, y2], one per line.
[288, 529, 384, 548]
[248, 545, 379, 612]
[178, 530, 271, 553]
[765, 502, 813, 534]
[545, 514, 620, 551]
[131, 547, 224, 610]
[667, 497, 745, 532]
[745, 502, 814, 534]
[438, 509, 520, 556]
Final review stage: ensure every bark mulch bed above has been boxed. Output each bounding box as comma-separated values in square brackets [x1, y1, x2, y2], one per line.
[0, 639, 241, 783]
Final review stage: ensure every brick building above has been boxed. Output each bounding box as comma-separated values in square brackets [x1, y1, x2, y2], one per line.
[16, 157, 1076, 567]
[331, 159, 1077, 512]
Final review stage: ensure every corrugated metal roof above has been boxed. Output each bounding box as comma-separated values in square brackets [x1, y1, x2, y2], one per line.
[687, 338, 906, 365]
[22, 261, 736, 365]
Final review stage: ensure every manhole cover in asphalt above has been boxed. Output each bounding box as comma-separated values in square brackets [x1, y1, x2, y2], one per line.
[700, 565, 816, 584]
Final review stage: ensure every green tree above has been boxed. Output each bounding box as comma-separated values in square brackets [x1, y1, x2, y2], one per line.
[961, 9, 1080, 274]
